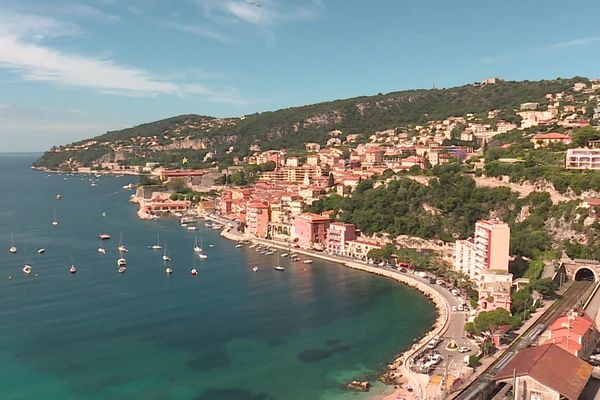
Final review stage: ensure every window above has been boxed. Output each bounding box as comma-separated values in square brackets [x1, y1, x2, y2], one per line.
[530, 392, 542, 400]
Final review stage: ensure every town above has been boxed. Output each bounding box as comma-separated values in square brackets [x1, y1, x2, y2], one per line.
[36, 77, 600, 400]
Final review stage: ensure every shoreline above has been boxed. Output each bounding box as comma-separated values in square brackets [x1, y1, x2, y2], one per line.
[218, 224, 450, 399]
[31, 166, 142, 176]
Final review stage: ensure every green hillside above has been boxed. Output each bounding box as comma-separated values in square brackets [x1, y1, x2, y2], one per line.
[33, 77, 588, 169]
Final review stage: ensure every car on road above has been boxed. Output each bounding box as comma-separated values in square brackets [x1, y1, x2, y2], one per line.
[458, 347, 471, 353]
[451, 305, 457, 311]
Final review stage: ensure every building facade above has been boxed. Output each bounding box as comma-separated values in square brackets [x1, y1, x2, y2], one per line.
[293, 213, 331, 249]
[566, 148, 600, 170]
[326, 222, 357, 255]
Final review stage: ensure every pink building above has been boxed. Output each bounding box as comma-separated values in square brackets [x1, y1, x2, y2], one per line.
[326, 222, 357, 255]
[245, 201, 270, 238]
[293, 213, 331, 249]
[477, 271, 513, 313]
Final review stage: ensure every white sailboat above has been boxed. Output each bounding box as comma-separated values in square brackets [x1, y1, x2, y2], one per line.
[162, 243, 171, 262]
[118, 232, 128, 252]
[52, 208, 58, 226]
[69, 264, 77, 274]
[9, 232, 17, 254]
[151, 233, 162, 250]
[274, 251, 285, 271]
[190, 248, 198, 275]
[165, 265, 173, 275]
[22, 246, 32, 274]
[193, 236, 202, 253]
[252, 266, 259, 272]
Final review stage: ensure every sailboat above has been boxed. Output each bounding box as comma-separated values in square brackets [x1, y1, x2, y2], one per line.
[118, 232, 128, 252]
[52, 208, 58, 226]
[193, 236, 202, 253]
[98, 236, 106, 254]
[162, 243, 171, 262]
[9, 232, 17, 254]
[197, 236, 208, 259]
[274, 251, 285, 271]
[69, 264, 77, 274]
[190, 247, 198, 275]
[151, 234, 162, 250]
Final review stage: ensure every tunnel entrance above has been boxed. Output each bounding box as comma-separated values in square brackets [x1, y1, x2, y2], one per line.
[575, 268, 595, 281]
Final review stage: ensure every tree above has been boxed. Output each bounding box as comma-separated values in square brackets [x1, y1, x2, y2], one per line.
[572, 126, 600, 147]
[471, 308, 512, 336]
[328, 172, 335, 187]
[530, 278, 558, 296]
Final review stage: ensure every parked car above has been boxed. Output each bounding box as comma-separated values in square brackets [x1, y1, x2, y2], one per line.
[458, 347, 471, 353]
[451, 305, 457, 312]
[457, 304, 464, 311]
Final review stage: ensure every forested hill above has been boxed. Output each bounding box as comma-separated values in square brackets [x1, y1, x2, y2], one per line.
[33, 77, 587, 169]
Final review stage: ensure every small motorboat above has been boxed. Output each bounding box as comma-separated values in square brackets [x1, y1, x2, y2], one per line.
[118, 266, 127, 273]
[281, 253, 288, 258]
[98, 247, 106, 254]
[252, 266, 259, 272]
[98, 233, 111, 240]
[69, 265, 77, 274]
[118, 245, 128, 253]
[198, 253, 208, 260]
[165, 267, 173, 275]
[37, 248, 46, 254]
[117, 257, 127, 267]
[208, 244, 214, 248]
[9, 246, 17, 254]
[274, 266, 285, 271]
[303, 260, 313, 264]
[187, 225, 198, 231]
[22, 264, 32, 274]
[56, 194, 62, 200]
[235, 244, 243, 248]
[102, 211, 106, 217]
[190, 268, 198, 276]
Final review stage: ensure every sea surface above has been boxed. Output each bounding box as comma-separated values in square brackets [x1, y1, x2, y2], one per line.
[0, 154, 436, 400]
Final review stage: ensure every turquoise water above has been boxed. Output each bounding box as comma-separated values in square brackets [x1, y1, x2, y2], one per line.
[0, 154, 436, 400]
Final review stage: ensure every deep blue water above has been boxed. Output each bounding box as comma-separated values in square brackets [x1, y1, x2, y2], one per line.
[0, 154, 436, 399]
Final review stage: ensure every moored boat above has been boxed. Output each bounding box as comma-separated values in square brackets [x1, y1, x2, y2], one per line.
[69, 265, 77, 274]
[98, 233, 111, 240]
[22, 264, 32, 274]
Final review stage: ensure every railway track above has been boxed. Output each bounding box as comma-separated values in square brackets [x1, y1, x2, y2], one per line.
[451, 280, 594, 400]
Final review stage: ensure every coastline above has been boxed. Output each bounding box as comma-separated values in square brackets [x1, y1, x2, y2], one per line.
[218, 224, 450, 399]
[31, 166, 141, 176]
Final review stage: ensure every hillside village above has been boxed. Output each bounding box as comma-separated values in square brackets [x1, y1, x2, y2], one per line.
[32, 77, 600, 398]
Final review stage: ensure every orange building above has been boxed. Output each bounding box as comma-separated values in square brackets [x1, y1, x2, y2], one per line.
[245, 201, 270, 238]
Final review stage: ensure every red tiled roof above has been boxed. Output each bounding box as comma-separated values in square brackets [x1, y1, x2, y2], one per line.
[494, 344, 592, 400]
[549, 312, 594, 337]
[532, 132, 572, 140]
[297, 213, 331, 222]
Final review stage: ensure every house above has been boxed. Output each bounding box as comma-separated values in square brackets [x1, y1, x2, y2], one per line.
[345, 237, 382, 260]
[530, 132, 572, 149]
[245, 200, 270, 238]
[494, 344, 593, 400]
[565, 148, 600, 170]
[542, 309, 600, 359]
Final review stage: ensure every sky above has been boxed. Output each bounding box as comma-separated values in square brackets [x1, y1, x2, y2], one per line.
[1, 1, 600, 151]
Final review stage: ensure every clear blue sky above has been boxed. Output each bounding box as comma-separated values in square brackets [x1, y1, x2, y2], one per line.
[1, 0, 599, 151]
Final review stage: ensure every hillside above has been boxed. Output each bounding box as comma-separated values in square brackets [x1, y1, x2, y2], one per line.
[33, 77, 588, 169]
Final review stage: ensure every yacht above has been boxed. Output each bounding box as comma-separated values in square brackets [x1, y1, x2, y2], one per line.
[118, 266, 127, 273]
[303, 260, 313, 264]
[37, 248, 46, 254]
[56, 194, 62, 200]
[98, 247, 106, 255]
[165, 266, 173, 275]
[22, 264, 32, 274]
[118, 232, 128, 253]
[198, 253, 208, 260]
[69, 265, 77, 274]
[186, 225, 198, 231]
[236, 243, 243, 248]
[98, 233, 111, 240]
[117, 250, 127, 269]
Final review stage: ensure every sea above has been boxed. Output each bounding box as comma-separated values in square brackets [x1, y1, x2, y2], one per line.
[0, 154, 436, 400]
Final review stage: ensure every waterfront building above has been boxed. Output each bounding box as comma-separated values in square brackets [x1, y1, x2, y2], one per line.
[345, 237, 382, 260]
[494, 344, 593, 400]
[245, 201, 270, 238]
[259, 166, 322, 184]
[326, 222, 357, 256]
[293, 213, 331, 250]
[565, 148, 600, 170]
